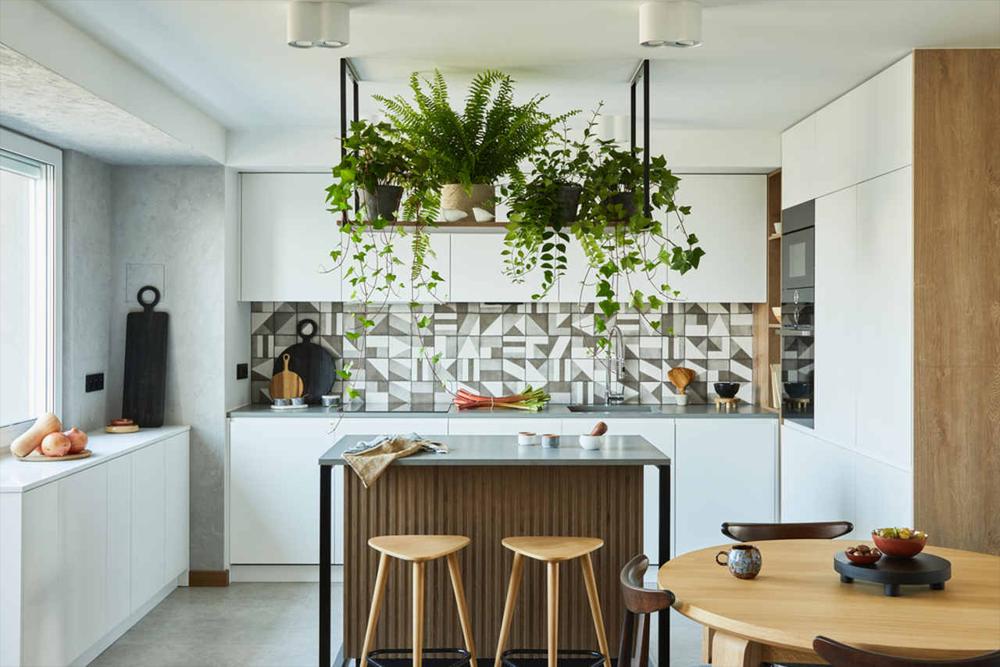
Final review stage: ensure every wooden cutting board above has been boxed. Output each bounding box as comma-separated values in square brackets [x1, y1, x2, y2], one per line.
[270, 353, 304, 399]
[20, 449, 93, 462]
[271, 318, 336, 404]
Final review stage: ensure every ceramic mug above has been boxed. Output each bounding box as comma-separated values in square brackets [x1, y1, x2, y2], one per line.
[716, 544, 762, 579]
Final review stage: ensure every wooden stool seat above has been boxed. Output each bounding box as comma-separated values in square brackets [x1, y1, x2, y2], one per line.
[369, 534, 471, 562]
[360, 535, 476, 667]
[501, 536, 604, 562]
[495, 536, 611, 667]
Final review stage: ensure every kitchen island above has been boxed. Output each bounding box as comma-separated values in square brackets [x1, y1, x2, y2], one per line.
[317, 434, 671, 667]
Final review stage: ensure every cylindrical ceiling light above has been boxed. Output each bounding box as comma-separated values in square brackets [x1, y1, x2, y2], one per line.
[317, 2, 349, 48]
[639, 0, 703, 48]
[287, 1, 349, 48]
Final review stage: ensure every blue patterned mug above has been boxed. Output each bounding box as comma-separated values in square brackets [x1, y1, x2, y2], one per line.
[716, 544, 762, 579]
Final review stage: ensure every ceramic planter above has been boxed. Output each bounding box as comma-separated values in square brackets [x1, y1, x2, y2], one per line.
[359, 185, 403, 222]
[605, 191, 637, 220]
[441, 183, 496, 222]
[554, 184, 583, 223]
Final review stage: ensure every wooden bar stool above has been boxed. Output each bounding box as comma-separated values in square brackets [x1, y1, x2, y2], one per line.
[360, 535, 477, 667]
[494, 536, 611, 667]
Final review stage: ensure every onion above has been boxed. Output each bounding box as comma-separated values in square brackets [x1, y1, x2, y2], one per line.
[40, 432, 71, 457]
[64, 427, 88, 453]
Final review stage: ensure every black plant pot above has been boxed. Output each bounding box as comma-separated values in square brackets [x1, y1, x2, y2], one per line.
[605, 191, 637, 220]
[360, 185, 403, 222]
[554, 184, 583, 224]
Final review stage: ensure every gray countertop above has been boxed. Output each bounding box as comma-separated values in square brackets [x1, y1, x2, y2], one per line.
[230, 403, 776, 419]
[319, 434, 670, 466]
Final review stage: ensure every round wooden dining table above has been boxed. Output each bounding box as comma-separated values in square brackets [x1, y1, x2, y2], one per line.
[658, 539, 1000, 666]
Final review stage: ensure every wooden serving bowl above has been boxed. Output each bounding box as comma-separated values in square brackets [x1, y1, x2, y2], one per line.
[872, 532, 927, 558]
[845, 549, 882, 565]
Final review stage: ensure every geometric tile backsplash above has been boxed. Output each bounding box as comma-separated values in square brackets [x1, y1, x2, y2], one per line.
[251, 301, 755, 409]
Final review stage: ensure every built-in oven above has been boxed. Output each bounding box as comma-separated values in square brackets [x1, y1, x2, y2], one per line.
[780, 199, 815, 428]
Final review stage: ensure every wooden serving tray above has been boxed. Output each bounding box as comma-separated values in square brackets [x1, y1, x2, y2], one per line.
[19, 449, 93, 462]
[105, 424, 140, 434]
[834, 551, 951, 596]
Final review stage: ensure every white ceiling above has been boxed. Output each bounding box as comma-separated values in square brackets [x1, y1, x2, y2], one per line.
[38, 0, 1000, 132]
[0, 44, 217, 165]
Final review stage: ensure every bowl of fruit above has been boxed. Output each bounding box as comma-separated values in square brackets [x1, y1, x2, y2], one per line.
[872, 527, 928, 558]
[844, 543, 882, 565]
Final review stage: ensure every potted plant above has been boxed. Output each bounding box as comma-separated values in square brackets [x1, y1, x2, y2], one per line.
[377, 70, 571, 222]
[328, 119, 412, 222]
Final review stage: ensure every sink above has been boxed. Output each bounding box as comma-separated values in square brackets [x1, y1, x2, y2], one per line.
[567, 404, 655, 413]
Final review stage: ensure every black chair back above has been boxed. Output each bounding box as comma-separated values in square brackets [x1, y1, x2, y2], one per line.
[721, 521, 853, 542]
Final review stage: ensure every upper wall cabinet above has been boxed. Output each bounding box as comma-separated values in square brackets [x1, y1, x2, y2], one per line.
[856, 55, 913, 183]
[241, 173, 342, 302]
[668, 174, 767, 303]
[344, 230, 451, 303]
[781, 115, 817, 209]
[814, 89, 861, 198]
[450, 233, 556, 303]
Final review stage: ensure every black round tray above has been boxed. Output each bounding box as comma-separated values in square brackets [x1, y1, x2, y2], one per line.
[833, 551, 951, 597]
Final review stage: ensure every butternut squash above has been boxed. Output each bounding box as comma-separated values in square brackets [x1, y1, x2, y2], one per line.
[10, 413, 63, 458]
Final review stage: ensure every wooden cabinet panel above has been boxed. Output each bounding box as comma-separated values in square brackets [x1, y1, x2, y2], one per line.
[59, 465, 109, 663]
[449, 233, 552, 303]
[130, 441, 166, 611]
[814, 187, 858, 449]
[781, 115, 817, 209]
[857, 55, 913, 182]
[668, 174, 767, 303]
[164, 433, 190, 581]
[675, 419, 776, 555]
[240, 173, 342, 302]
[855, 168, 913, 470]
[106, 455, 132, 629]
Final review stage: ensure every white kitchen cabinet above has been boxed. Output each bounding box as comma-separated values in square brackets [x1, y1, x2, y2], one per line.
[781, 114, 817, 209]
[130, 441, 166, 611]
[363, 230, 451, 303]
[449, 417, 562, 436]
[560, 239, 665, 304]
[856, 55, 913, 182]
[449, 233, 555, 303]
[19, 483, 63, 667]
[164, 432, 190, 581]
[855, 167, 912, 470]
[240, 172, 342, 302]
[106, 456, 132, 629]
[814, 90, 861, 198]
[674, 419, 777, 555]
[59, 465, 109, 663]
[780, 424, 855, 524]
[814, 187, 858, 449]
[667, 174, 767, 303]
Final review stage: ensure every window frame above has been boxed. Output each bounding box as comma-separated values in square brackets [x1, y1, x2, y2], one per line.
[0, 127, 63, 438]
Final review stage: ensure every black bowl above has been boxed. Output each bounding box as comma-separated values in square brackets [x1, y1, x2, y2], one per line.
[784, 381, 811, 399]
[714, 382, 740, 399]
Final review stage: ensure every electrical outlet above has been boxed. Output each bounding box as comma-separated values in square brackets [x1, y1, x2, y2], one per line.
[85, 373, 104, 393]
[236, 363, 248, 380]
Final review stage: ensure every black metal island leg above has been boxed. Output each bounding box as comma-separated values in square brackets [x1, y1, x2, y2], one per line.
[320, 464, 332, 667]
[658, 463, 671, 667]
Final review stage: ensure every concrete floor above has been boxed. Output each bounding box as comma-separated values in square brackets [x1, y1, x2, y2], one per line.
[90, 583, 702, 667]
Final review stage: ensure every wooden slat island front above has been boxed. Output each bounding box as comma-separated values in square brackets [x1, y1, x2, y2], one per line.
[318, 434, 671, 667]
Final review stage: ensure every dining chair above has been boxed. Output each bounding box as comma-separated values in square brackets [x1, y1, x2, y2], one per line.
[813, 636, 1000, 666]
[721, 520, 853, 542]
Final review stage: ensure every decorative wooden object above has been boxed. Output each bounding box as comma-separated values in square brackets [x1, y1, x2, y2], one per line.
[658, 539, 1000, 662]
[667, 367, 696, 395]
[19, 449, 93, 462]
[913, 49, 1000, 556]
[269, 353, 303, 400]
[713, 397, 739, 411]
[343, 465, 642, 661]
[752, 170, 782, 411]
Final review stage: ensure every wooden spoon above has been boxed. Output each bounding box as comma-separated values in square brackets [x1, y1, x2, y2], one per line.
[667, 367, 696, 395]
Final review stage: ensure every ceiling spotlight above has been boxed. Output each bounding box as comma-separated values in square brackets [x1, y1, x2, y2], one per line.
[639, 0, 703, 48]
[287, 1, 349, 49]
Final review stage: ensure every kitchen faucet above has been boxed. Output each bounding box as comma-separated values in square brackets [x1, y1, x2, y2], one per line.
[604, 325, 625, 405]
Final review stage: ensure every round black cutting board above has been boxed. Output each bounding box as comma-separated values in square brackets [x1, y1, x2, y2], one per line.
[273, 319, 336, 404]
[834, 551, 951, 596]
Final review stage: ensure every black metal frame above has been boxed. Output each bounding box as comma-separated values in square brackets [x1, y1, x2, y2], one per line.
[366, 648, 472, 667]
[339, 57, 361, 220]
[629, 59, 651, 217]
[501, 648, 605, 667]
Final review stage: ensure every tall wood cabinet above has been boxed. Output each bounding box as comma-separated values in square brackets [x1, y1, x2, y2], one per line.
[779, 49, 999, 554]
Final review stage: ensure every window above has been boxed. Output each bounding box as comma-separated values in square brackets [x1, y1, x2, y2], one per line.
[0, 128, 61, 433]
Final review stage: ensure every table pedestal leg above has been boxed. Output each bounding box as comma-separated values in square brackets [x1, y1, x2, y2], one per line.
[711, 632, 762, 667]
[701, 627, 715, 663]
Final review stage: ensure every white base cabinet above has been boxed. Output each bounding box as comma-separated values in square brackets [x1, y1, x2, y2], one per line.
[0, 428, 189, 667]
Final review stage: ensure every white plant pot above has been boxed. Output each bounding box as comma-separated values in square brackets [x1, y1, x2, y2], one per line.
[440, 184, 495, 223]
[675, 394, 689, 406]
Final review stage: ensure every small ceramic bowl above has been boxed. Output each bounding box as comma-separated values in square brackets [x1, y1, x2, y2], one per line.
[541, 434, 560, 448]
[321, 395, 340, 407]
[272, 398, 290, 407]
[872, 533, 927, 558]
[578, 434, 604, 450]
[784, 381, 811, 399]
[714, 382, 740, 399]
[845, 549, 882, 565]
[518, 432, 540, 447]
[291, 397, 306, 406]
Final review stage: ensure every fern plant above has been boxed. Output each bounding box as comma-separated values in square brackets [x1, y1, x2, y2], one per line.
[376, 70, 574, 187]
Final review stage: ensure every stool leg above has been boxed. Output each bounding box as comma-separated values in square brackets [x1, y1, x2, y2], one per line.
[580, 554, 610, 665]
[360, 553, 391, 667]
[494, 553, 525, 667]
[446, 552, 478, 664]
[413, 561, 426, 667]
[547, 562, 559, 667]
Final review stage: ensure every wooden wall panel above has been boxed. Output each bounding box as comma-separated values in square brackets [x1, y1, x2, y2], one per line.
[343, 465, 644, 658]
[752, 169, 782, 409]
[913, 49, 1000, 555]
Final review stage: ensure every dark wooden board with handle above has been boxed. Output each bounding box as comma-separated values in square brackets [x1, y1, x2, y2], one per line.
[122, 286, 168, 427]
[272, 318, 336, 404]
